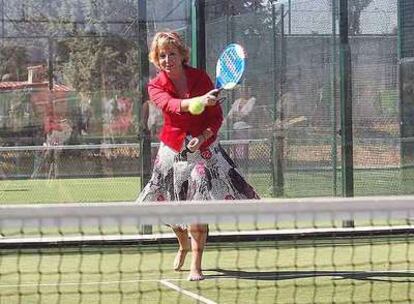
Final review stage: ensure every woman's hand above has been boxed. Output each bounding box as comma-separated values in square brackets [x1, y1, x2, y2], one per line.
[186, 135, 205, 152]
[202, 89, 221, 107]
[180, 89, 221, 113]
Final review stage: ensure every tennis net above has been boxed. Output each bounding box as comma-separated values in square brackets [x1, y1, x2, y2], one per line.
[1, 196, 414, 303]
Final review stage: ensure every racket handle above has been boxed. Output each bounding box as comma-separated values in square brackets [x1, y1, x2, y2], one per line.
[176, 146, 192, 161]
[212, 88, 223, 96]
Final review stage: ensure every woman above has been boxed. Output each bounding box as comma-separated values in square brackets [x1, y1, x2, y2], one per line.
[137, 31, 259, 281]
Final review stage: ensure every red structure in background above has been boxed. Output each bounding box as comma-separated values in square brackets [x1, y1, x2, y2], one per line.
[0, 65, 73, 144]
[0, 65, 135, 145]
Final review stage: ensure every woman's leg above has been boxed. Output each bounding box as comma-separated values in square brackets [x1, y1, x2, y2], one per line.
[172, 226, 190, 271]
[187, 224, 208, 281]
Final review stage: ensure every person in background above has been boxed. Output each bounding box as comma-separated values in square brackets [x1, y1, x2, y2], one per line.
[32, 107, 72, 179]
[136, 31, 259, 281]
[226, 84, 256, 169]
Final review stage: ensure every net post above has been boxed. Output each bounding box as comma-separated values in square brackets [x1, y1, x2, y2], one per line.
[271, 1, 285, 197]
[339, 0, 354, 227]
[331, 0, 339, 196]
[398, 0, 414, 194]
[137, 0, 152, 235]
[191, 0, 206, 70]
[339, 0, 354, 197]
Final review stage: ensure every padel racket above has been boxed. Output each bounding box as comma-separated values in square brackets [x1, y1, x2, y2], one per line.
[215, 43, 246, 91]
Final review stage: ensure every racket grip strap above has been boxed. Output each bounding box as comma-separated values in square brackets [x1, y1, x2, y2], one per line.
[217, 97, 226, 104]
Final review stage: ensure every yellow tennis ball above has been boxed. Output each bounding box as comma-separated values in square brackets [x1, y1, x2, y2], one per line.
[189, 98, 205, 115]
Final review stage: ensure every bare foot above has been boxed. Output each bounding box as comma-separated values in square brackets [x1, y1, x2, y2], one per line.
[173, 248, 189, 271]
[187, 270, 205, 281]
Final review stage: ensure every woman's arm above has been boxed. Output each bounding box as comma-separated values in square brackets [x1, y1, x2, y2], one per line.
[180, 89, 220, 112]
[148, 83, 220, 114]
[203, 104, 223, 138]
[148, 84, 182, 113]
[186, 105, 223, 153]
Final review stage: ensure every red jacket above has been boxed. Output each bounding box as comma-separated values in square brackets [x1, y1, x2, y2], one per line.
[148, 65, 223, 152]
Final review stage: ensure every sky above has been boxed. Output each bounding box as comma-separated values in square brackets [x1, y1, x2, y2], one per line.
[278, 0, 398, 35]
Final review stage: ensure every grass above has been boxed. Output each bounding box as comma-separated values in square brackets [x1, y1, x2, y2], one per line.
[0, 177, 140, 204]
[0, 237, 413, 304]
[0, 167, 405, 204]
[283, 167, 403, 198]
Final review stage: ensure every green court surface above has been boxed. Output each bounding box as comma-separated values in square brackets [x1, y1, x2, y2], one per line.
[1, 237, 413, 304]
[0, 167, 404, 204]
[0, 177, 140, 204]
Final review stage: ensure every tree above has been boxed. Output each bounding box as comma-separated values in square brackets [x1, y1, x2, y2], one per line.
[0, 45, 28, 81]
[349, 0, 373, 34]
[57, 32, 139, 93]
[330, 0, 373, 35]
[2, 0, 140, 92]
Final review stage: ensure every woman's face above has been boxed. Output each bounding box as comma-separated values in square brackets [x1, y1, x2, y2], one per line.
[158, 45, 184, 76]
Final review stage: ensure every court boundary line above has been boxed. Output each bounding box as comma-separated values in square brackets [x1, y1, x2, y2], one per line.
[159, 279, 217, 304]
[0, 277, 217, 304]
[0, 278, 163, 288]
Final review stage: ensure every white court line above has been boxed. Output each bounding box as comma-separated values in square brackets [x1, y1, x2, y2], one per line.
[0, 276, 196, 289]
[0, 278, 163, 288]
[159, 279, 217, 304]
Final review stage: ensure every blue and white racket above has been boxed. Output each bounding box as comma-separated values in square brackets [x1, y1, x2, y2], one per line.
[215, 43, 246, 91]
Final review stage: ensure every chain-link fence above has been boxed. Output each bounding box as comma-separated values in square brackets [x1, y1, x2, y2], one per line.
[0, 0, 411, 202]
[203, 0, 402, 197]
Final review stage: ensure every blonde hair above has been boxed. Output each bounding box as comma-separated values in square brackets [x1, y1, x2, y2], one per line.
[149, 31, 190, 70]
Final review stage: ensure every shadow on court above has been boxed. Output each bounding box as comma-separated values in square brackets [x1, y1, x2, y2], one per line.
[208, 268, 414, 283]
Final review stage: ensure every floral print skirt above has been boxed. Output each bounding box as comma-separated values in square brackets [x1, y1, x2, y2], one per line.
[136, 140, 260, 203]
